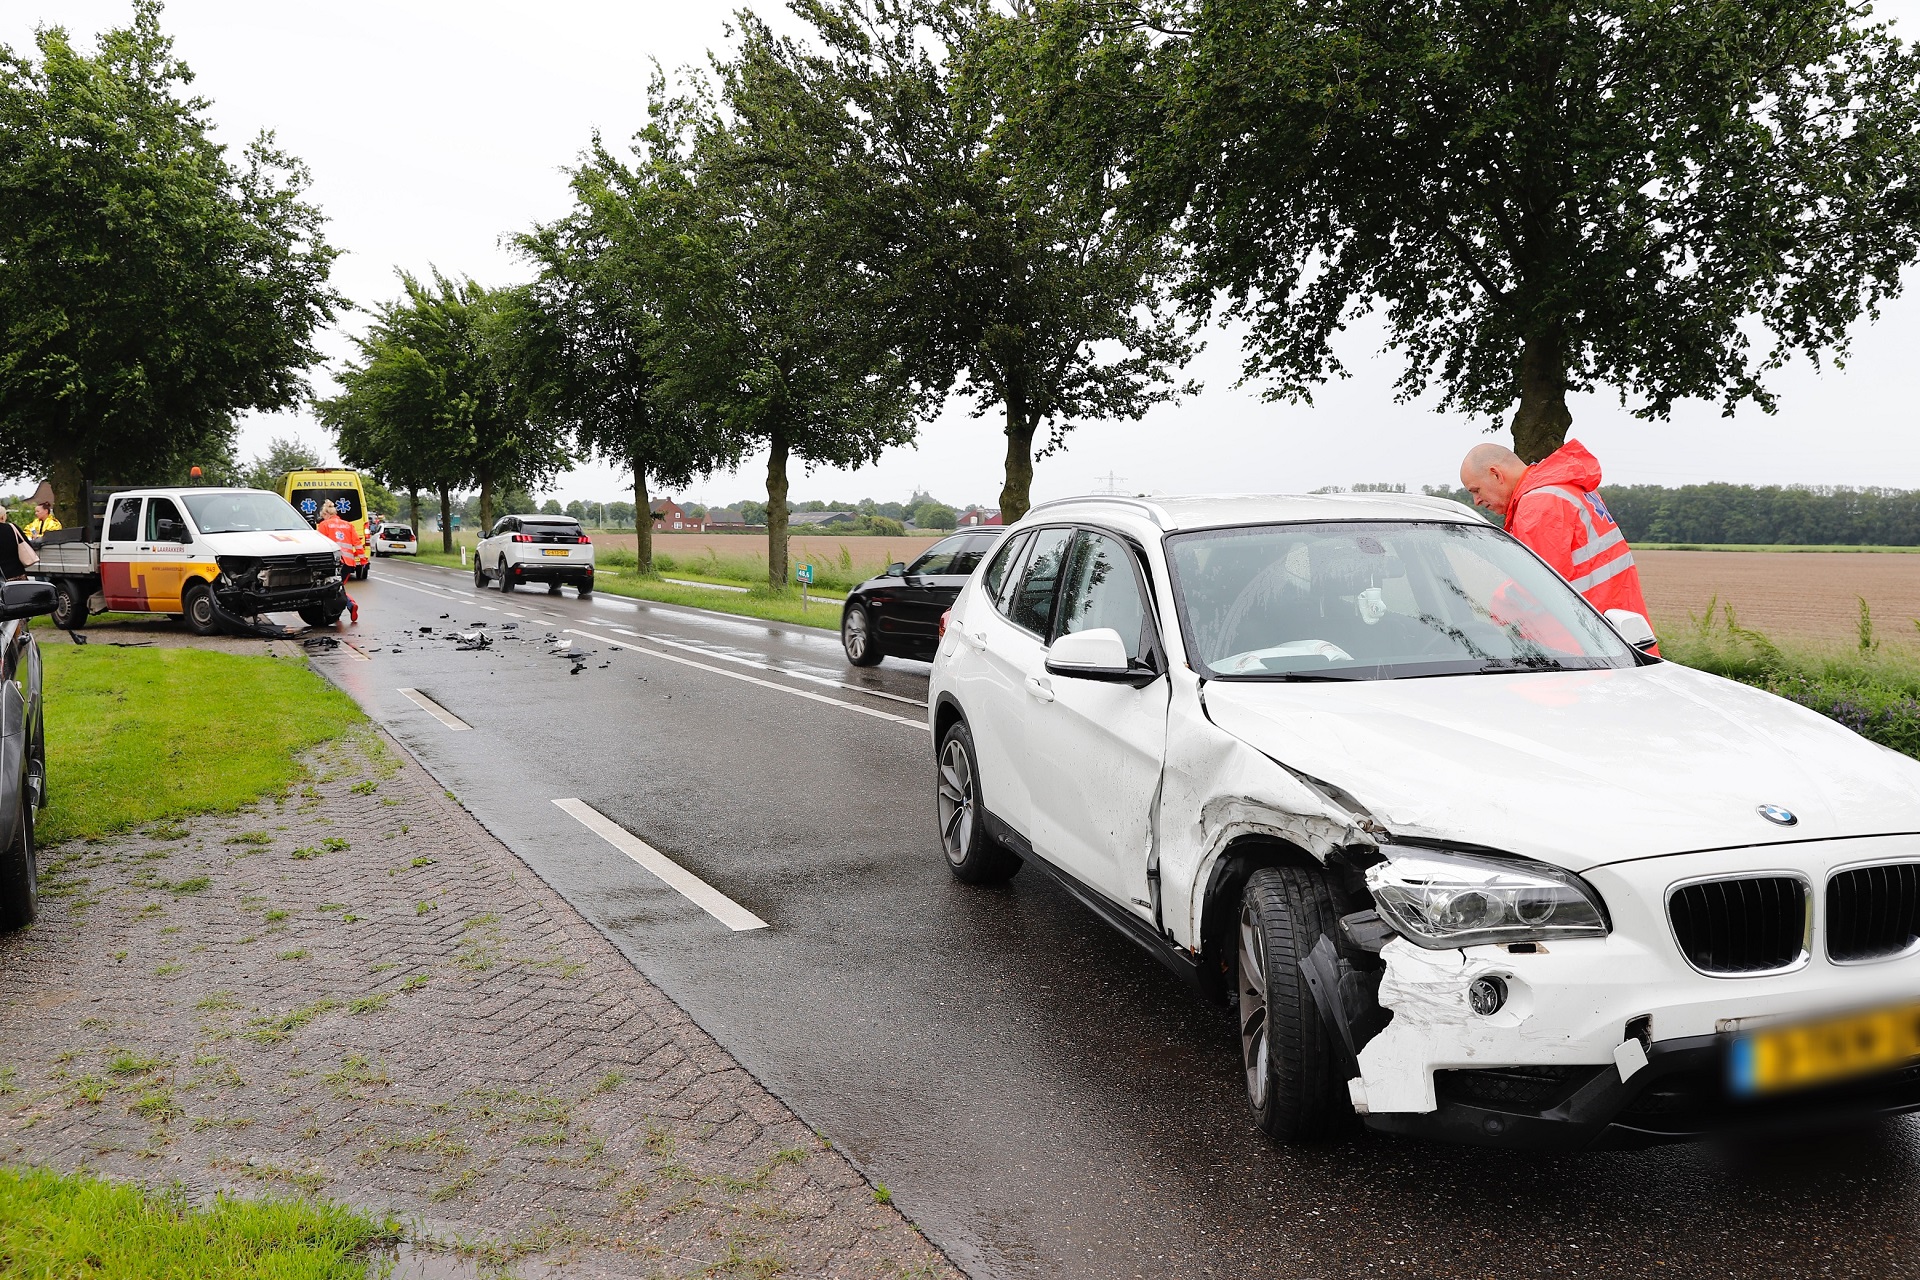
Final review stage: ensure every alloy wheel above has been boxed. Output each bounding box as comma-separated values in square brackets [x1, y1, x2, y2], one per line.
[936, 738, 975, 866]
[843, 608, 869, 660]
[1238, 901, 1271, 1110]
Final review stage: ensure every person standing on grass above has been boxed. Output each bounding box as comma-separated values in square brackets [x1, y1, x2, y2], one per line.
[1459, 440, 1657, 649]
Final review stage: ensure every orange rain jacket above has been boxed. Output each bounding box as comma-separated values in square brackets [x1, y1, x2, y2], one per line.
[316, 508, 367, 566]
[1505, 440, 1656, 640]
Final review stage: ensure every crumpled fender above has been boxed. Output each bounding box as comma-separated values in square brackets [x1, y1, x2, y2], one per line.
[1158, 668, 1382, 950]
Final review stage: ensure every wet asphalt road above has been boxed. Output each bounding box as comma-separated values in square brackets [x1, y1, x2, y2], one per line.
[307, 558, 1920, 1280]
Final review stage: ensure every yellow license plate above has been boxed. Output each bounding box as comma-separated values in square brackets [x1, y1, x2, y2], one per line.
[542, 548, 568, 557]
[1730, 1001, 1920, 1096]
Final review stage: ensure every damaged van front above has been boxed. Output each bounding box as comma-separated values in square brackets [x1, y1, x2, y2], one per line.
[927, 493, 1920, 1150]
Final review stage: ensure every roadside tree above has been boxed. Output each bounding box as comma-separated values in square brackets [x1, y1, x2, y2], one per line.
[515, 165, 743, 576]
[798, 0, 1195, 522]
[0, 2, 340, 523]
[1053, 0, 1920, 460]
[624, 31, 929, 589]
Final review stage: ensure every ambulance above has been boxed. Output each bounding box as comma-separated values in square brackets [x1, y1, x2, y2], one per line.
[281, 469, 371, 580]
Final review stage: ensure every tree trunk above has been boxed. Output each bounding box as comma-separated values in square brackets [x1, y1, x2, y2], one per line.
[998, 402, 1038, 524]
[1510, 331, 1572, 463]
[478, 471, 494, 534]
[50, 455, 84, 531]
[634, 465, 652, 576]
[438, 484, 453, 554]
[766, 429, 790, 590]
[408, 487, 420, 532]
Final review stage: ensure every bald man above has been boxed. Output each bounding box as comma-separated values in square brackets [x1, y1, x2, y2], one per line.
[1460, 438, 1657, 645]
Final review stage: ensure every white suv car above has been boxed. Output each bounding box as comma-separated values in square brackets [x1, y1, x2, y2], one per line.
[928, 494, 1920, 1149]
[475, 514, 595, 597]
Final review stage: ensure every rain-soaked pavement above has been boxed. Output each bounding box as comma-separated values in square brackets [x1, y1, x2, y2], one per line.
[302, 557, 1920, 1279]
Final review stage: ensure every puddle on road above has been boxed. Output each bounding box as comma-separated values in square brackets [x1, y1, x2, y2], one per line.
[369, 1242, 566, 1279]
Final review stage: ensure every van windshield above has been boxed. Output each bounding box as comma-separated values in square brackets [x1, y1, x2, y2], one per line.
[181, 492, 313, 536]
[1164, 521, 1637, 680]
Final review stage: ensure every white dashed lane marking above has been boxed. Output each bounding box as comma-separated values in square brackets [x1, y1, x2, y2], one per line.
[553, 798, 767, 932]
[563, 628, 928, 731]
[396, 688, 472, 731]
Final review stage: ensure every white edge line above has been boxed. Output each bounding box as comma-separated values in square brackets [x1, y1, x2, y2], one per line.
[638, 630, 929, 708]
[553, 798, 767, 932]
[396, 687, 472, 731]
[564, 627, 929, 731]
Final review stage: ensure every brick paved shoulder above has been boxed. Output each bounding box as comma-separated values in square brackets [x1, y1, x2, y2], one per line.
[0, 725, 958, 1279]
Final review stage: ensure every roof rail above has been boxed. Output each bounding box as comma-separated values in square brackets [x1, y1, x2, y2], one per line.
[1023, 494, 1170, 529]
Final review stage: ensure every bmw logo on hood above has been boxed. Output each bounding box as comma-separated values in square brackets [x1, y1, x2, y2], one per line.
[1757, 804, 1798, 827]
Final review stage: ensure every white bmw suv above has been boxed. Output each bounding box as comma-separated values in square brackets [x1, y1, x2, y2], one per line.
[928, 493, 1920, 1149]
[475, 514, 595, 597]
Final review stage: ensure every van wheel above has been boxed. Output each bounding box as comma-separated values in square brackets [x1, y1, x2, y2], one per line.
[0, 787, 37, 931]
[182, 582, 222, 636]
[51, 579, 89, 631]
[1238, 865, 1354, 1144]
[298, 603, 344, 628]
[935, 721, 1021, 884]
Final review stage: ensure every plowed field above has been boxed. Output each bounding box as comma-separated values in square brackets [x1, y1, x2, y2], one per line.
[1637, 549, 1920, 644]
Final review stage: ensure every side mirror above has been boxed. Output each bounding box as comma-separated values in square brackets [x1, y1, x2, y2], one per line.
[1604, 608, 1658, 653]
[1045, 627, 1133, 679]
[886, 562, 908, 578]
[0, 580, 55, 622]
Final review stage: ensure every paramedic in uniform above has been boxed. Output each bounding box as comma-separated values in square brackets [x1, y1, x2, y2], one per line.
[1459, 439, 1657, 651]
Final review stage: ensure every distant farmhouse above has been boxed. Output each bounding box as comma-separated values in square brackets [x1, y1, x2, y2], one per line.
[960, 507, 1002, 527]
[791, 511, 858, 528]
[650, 499, 705, 532]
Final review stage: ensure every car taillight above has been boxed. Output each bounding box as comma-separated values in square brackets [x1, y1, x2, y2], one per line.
[512, 534, 532, 543]
[939, 610, 950, 638]
[577, 535, 591, 544]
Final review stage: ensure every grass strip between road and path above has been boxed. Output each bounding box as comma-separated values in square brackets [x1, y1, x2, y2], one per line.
[0, 1166, 400, 1280]
[38, 642, 364, 846]
[1640, 543, 1920, 554]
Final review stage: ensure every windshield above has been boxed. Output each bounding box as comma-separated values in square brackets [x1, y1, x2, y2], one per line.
[290, 488, 363, 523]
[181, 492, 314, 536]
[1165, 521, 1637, 680]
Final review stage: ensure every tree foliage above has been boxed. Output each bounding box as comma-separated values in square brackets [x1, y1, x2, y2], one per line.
[800, 0, 1195, 521]
[0, 1, 340, 521]
[319, 272, 568, 551]
[515, 161, 743, 574]
[628, 26, 928, 588]
[1049, 0, 1920, 461]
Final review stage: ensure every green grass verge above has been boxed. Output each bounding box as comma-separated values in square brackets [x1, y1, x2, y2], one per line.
[592, 573, 839, 631]
[0, 1165, 398, 1279]
[40, 643, 364, 845]
[1663, 599, 1920, 758]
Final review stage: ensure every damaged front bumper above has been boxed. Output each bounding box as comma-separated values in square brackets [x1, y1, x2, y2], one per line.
[214, 554, 347, 616]
[1347, 839, 1920, 1149]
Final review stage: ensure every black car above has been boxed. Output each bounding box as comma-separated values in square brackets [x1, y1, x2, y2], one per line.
[0, 580, 55, 930]
[841, 529, 1005, 665]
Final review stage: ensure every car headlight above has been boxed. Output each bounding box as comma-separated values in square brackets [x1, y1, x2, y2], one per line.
[1366, 849, 1609, 949]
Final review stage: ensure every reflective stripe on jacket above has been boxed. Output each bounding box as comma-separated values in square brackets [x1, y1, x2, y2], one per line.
[1504, 439, 1657, 642]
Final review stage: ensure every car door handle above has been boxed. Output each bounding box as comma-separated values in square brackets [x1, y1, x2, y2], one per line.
[962, 627, 987, 650]
[1025, 675, 1055, 703]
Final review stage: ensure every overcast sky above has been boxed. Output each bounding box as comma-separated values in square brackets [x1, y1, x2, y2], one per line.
[11, 1, 1920, 509]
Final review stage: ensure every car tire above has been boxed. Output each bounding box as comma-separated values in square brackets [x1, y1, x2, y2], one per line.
[499, 558, 515, 593]
[0, 785, 37, 931]
[842, 604, 882, 666]
[182, 581, 222, 636]
[548, 583, 561, 595]
[577, 583, 592, 600]
[935, 721, 1021, 884]
[474, 558, 488, 587]
[51, 579, 88, 631]
[1237, 865, 1354, 1144]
